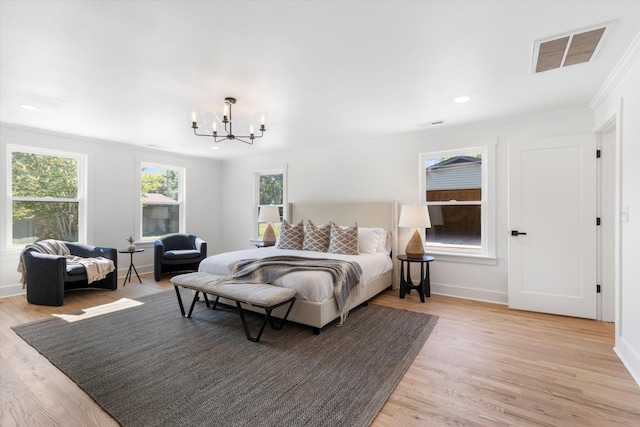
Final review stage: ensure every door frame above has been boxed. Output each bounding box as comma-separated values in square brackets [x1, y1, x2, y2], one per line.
[596, 117, 620, 322]
[595, 113, 621, 324]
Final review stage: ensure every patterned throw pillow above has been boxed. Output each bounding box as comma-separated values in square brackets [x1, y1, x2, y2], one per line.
[277, 219, 304, 250]
[303, 220, 331, 252]
[328, 222, 359, 255]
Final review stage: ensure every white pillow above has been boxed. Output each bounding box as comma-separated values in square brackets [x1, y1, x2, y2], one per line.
[358, 227, 387, 254]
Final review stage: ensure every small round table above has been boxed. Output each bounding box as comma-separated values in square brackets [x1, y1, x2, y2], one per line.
[119, 248, 144, 286]
[397, 254, 435, 303]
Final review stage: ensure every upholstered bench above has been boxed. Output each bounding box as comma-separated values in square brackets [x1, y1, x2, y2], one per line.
[171, 272, 296, 342]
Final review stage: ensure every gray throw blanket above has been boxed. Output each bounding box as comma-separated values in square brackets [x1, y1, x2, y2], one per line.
[226, 256, 364, 324]
[17, 239, 115, 288]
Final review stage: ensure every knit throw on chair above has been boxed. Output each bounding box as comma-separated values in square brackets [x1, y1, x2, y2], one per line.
[17, 240, 114, 287]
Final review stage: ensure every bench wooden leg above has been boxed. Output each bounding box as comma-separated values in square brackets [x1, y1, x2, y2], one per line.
[268, 297, 296, 331]
[174, 286, 186, 316]
[187, 290, 201, 318]
[236, 297, 296, 342]
[174, 284, 295, 343]
[174, 286, 204, 318]
[209, 295, 220, 310]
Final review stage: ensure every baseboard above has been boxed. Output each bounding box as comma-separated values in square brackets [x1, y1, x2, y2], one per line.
[0, 283, 25, 298]
[431, 281, 508, 305]
[614, 337, 640, 387]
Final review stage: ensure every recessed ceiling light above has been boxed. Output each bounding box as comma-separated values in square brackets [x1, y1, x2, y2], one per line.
[20, 104, 40, 111]
[211, 146, 220, 150]
[454, 96, 470, 103]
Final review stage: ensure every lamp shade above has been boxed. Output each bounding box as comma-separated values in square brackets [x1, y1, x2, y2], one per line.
[258, 205, 280, 246]
[399, 205, 431, 258]
[398, 205, 431, 229]
[258, 205, 280, 223]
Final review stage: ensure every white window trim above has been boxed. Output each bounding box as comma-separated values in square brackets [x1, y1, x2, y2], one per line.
[5, 144, 87, 249]
[254, 165, 287, 239]
[138, 161, 186, 243]
[418, 139, 496, 265]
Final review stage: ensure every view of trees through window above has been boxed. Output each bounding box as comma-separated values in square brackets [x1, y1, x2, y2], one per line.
[141, 164, 181, 239]
[11, 151, 80, 245]
[258, 173, 283, 238]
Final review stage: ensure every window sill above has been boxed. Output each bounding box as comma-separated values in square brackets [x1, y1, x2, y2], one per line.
[423, 249, 497, 265]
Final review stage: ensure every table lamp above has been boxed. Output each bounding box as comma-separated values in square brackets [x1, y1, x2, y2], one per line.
[398, 205, 431, 258]
[258, 205, 280, 245]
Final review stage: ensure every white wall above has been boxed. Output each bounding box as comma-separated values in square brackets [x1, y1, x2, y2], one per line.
[0, 125, 223, 297]
[592, 34, 640, 385]
[220, 108, 594, 304]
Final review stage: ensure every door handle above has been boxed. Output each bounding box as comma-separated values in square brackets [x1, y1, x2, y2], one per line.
[511, 230, 527, 236]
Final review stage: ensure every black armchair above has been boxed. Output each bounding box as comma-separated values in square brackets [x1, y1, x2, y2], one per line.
[154, 233, 207, 281]
[24, 242, 118, 306]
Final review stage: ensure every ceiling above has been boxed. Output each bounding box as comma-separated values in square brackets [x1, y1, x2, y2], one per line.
[1, 1, 639, 160]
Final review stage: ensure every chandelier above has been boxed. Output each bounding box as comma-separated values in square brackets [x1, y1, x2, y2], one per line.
[188, 97, 269, 145]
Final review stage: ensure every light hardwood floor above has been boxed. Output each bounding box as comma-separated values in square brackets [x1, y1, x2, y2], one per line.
[1, 275, 639, 426]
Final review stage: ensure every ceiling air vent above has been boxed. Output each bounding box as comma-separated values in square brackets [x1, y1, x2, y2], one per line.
[532, 23, 612, 73]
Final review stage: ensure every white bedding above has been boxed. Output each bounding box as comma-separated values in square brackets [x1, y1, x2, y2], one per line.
[198, 247, 393, 303]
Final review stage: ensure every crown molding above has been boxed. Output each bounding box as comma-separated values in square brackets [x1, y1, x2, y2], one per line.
[590, 31, 640, 110]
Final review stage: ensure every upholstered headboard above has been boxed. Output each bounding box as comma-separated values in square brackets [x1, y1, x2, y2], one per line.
[288, 201, 399, 288]
[288, 201, 395, 230]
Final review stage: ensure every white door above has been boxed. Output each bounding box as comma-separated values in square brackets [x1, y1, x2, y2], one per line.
[508, 135, 597, 319]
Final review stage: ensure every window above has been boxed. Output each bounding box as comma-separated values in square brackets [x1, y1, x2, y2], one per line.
[140, 162, 184, 240]
[255, 167, 286, 238]
[419, 141, 496, 261]
[8, 146, 86, 247]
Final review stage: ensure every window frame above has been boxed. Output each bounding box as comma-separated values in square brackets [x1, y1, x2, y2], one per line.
[138, 161, 185, 243]
[418, 140, 496, 264]
[6, 144, 87, 248]
[254, 165, 287, 239]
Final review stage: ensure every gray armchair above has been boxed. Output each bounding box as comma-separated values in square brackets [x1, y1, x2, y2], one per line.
[24, 242, 118, 306]
[154, 233, 207, 281]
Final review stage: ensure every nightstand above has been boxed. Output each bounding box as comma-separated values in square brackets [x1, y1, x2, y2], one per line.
[397, 254, 435, 303]
[255, 242, 275, 248]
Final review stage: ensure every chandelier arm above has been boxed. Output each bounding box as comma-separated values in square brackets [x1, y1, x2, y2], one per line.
[234, 129, 265, 138]
[234, 137, 254, 145]
[193, 128, 214, 137]
[193, 129, 231, 143]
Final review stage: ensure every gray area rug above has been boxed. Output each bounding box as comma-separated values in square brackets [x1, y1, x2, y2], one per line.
[12, 290, 438, 427]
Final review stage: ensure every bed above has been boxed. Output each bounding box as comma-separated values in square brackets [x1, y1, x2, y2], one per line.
[198, 201, 398, 333]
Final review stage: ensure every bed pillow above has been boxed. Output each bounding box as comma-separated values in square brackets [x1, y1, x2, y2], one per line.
[328, 222, 359, 255]
[277, 219, 304, 250]
[303, 220, 331, 252]
[382, 231, 392, 255]
[358, 227, 386, 254]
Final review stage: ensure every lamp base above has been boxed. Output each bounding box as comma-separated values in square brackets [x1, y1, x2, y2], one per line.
[263, 223, 276, 245]
[405, 229, 425, 259]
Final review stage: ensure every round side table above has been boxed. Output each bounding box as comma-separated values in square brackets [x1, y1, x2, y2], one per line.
[397, 254, 435, 303]
[119, 248, 144, 286]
